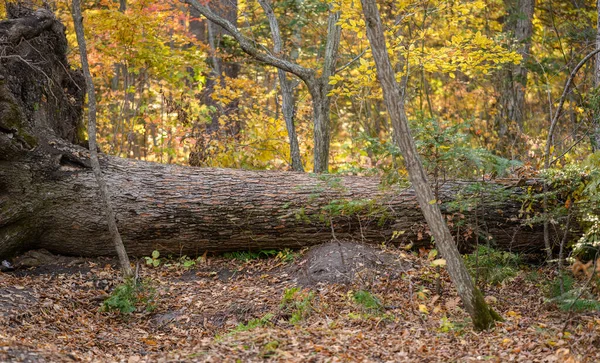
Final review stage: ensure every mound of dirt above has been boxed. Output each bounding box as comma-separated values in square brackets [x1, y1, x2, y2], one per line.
[292, 241, 412, 286]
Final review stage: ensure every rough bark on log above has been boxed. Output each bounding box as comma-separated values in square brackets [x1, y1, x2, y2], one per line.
[2, 147, 551, 258]
[0, 7, 558, 259]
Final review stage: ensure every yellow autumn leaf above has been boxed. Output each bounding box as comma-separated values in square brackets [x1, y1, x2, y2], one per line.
[431, 258, 446, 266]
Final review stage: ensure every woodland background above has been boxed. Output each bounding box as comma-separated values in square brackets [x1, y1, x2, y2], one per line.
[2, 0, 600, 360]
[3, 0, 595, 174]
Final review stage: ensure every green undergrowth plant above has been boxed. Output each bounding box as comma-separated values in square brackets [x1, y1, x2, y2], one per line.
[412, 117, 520, 180]
[144, 250, 204, 269]
[224, 250, 278, 261]
[280, 287, 315, 324]
[228, 313, 274, 335]
[261, 340, 280, 359]
[144, 250, 161, 267]
[275, 248, 298, 262]
[353, 117, 518, 185]
[353, 289, 383, 313]
[438, 316, 469, 334]
[101, 278, 156, 314]
[546, 273, 600, 312]
[464, 246, 521, 286]
[530, 163, 600, 258]
[176, 255, 201, 269]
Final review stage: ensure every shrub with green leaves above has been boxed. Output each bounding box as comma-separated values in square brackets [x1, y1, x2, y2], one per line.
[412, 117, 520, 179]
[101, 279, 156, 314]
[535, 163, 600, 260]
[464, 246, 520, 286]
[546, 273, 600, 312]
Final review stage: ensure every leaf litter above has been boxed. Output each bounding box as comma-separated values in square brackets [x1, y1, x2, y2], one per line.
[0, 242, 598, 362]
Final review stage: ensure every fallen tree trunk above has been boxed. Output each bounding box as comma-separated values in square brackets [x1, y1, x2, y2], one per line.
[0, 7, 560, 259]
[3, 152, 549, 258]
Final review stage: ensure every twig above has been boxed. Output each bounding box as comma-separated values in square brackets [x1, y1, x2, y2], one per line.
[544, 49, 600, 165]
[335, 49, 367, 74]
[357, 215, 365, 242]
[330, 216, 339, 242]
[550, 133, 589, 166]
[558, 212, 572, 294]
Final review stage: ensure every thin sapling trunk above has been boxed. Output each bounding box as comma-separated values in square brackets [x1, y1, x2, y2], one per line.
[71, 0, 133, 277]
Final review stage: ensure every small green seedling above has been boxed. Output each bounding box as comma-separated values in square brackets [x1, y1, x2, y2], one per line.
[145, 250, 161, 267]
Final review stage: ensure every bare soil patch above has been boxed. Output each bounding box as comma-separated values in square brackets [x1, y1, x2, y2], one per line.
[291, 240, 412, 285]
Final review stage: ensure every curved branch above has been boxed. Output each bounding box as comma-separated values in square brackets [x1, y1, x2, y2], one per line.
[541, 48, 600, 261]
[184, 0, 314, 83]
[544, 49, 600, 167]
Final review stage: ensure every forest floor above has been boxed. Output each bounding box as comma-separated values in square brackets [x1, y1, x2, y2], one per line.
[0, 243, 599, 362]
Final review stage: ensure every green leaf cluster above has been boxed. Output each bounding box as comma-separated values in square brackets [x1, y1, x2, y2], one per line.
[101, 278, 156, 314]
[280, 287, 315, 325]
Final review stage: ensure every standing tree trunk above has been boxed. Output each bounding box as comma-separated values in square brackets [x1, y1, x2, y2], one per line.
[258, 0, 303, 172]
[495, 0, 535, 157]
[360, 0, 502, 330]
[188, 0, 241, 167]
[312, 9, 341, 173]
[72, 0, 132, 277]
[592, 0, 600, 151]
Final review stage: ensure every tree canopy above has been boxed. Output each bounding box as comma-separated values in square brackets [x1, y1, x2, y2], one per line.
[1, 0, 594, 174]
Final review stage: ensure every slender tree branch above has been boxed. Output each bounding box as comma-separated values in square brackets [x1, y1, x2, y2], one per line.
[336, 49, 367, 74]
[550, 133, 588, 166]
[544, 49, 600, 166]
[542, 49, 600, 262]
[184, 0, 314, 82]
